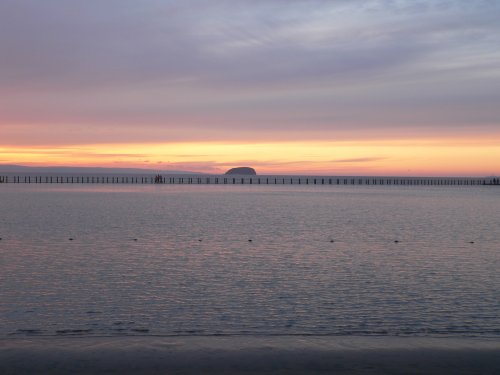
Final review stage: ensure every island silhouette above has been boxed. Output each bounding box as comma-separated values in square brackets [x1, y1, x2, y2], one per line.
[225, 167, 257, 175]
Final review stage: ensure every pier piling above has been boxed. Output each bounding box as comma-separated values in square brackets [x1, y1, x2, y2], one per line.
[1, 175, 495, 187]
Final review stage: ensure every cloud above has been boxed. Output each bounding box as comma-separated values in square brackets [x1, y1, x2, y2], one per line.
[2, 0, 498, 90]
[1, 0, 500, 147]
[333, 157, 387, 164]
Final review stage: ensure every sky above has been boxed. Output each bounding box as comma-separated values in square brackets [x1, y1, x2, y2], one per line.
[1, 0, 499, 176]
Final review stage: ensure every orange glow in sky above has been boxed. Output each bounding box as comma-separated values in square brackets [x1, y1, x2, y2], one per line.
[1, 138, 498, 176]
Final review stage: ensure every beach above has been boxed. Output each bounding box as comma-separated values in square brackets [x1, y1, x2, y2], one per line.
[2, 336, 500, 374]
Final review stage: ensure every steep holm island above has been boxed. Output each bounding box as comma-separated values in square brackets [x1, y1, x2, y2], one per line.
[225, 167, 257, 175]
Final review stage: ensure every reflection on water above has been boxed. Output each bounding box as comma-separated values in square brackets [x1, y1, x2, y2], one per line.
[0, 184, 499, 337]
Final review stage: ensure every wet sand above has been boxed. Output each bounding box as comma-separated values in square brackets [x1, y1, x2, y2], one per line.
[1, 336, 499, 374]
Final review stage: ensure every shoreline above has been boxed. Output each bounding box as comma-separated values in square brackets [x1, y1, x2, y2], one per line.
[2, 335, 500, 374]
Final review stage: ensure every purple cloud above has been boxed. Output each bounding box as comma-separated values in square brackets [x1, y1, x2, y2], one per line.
[1, 0, 500, 145]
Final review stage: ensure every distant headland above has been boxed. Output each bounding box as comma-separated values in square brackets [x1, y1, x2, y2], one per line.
[0, 164, 200, 175]
[225, 167, 257, 175]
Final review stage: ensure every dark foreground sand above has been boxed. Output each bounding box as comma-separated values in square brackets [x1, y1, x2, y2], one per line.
[1, 336, 499, 374]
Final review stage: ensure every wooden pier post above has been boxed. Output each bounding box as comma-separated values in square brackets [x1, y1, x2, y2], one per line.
[1, 174, 469, 188]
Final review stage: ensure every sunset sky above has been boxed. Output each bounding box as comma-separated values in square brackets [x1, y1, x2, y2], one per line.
[1, 0, 499, 176]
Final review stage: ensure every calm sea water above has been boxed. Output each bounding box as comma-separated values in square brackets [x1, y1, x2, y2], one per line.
[1, 184, 499, 338]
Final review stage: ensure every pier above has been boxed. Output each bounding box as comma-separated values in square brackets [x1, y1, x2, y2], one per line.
[0, 174, 497, 186]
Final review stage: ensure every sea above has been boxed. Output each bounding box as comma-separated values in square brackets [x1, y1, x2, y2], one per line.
[1, 182, 499, 339]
